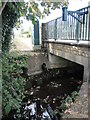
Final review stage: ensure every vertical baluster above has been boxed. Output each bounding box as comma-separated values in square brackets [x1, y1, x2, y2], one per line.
[46, 23, 48, 40]
[77, 12, 80, 42]
[60, 18, 61, 39]
[52, 21, 53, 39]
[57, 19, 58, 39]
[47, 23, 48, 39]
[72, 13, 74, 40]
[65, 18, 67, 39]
[58, 19, 59, 39]
[66, 17, 68, 39]
[53, 21, 54, 39]
[61, 17, 62, 39]
[85, 10, 88, 40]
[59, 18, 60, 39]
[47, 23, 49, 39]
[64, 17, 66, 39]
[74, 13, 76, 39]
[75, 13, 77, 40]
[66, 19, 67, 39]
[81, 12, 83, 40]
[50, 22, 51, 39]
[79, 15, 82, 40]
[67, 14, 68, 39]
[70, 15, 71, 39]
[51, 21, 52, 39]
[62, 20, 63, 40]
[70, 15, 72, 39]
[82, 9, 85, 40]
[49, 22, 50, 39]
[66, 17, 68, 40]
[56, 19, 57, 40]
[78, 14, 81, 41]
[54, 19, 57, 40]
[71, 15, 73, 39]
[68, 14, 69, 39]
[61, 16, 63, 40]
[48, 23, 50, 39]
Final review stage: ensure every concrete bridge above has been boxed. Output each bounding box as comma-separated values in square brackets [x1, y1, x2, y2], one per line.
[41, 5, 90, 118]
[42, 4, 90, 82]
[43, 40, 89, 82]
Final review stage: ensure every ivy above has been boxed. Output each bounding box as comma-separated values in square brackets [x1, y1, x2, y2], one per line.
[2, 52, 29, 117]
[2, 3, 19, 51]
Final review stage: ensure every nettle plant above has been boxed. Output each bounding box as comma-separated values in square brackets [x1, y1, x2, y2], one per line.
[2, 52, 29, 117]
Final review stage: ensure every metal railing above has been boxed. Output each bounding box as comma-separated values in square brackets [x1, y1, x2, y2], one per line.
[45, 6, 90, 41]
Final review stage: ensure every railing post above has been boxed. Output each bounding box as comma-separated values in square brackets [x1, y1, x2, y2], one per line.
[76, 15, 80, 42]
[54, 19, 57, 40]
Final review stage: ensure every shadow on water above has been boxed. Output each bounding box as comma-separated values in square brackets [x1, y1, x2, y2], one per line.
[2, 64, 84, 120]
[22, 64, 84, 119]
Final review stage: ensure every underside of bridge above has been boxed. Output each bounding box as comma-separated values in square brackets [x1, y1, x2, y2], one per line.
[43, 41, 89, 82]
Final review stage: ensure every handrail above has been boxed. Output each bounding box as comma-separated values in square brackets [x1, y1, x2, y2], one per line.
[42, 6, 89, 41]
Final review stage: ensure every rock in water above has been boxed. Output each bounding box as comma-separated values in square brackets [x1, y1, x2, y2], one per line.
[42, 63, 47, 72]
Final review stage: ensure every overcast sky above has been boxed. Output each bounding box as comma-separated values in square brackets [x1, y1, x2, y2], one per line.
[14, 0, 90, 35]
[41, 0, 90, 22]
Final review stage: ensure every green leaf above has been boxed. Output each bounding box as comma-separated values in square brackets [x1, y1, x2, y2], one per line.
[5, 104, 11, 115]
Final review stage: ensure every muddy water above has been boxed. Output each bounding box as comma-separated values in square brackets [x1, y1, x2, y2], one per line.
[25, 66, 83, 110]
[2, 66, 83, 120]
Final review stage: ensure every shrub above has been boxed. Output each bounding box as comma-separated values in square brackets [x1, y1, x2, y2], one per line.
[2, 52, 29, 117]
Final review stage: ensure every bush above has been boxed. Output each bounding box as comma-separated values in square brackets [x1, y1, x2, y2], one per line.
[71, 91, 78, 102]
[2, 52, 29, 117]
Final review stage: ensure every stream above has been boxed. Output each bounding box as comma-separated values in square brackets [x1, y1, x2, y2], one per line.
[2, 65, 84, 120]
[21, 66, 83, 120]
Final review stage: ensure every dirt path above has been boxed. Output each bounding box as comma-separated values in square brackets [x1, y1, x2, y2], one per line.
[10, 37, 34, 51]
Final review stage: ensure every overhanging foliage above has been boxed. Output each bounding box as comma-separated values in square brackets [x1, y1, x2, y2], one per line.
[1, 1, 69, 51]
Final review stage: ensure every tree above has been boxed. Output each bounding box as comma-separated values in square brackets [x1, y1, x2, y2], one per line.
[1, 0, 69, 118]
[1, 0, 69, 51]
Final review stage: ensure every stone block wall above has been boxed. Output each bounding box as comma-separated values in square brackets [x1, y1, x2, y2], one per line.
[48, 42, 89, 58]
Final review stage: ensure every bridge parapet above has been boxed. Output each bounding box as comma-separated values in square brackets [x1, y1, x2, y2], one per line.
[42, 5, 90, 41]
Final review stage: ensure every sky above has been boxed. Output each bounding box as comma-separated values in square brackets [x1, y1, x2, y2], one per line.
[41, 0, 90, 22]
[14, 0, 90, 35]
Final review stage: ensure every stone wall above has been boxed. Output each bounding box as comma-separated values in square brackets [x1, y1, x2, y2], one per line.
[27, 51, 71, 76]
[45, 42, 89, 58]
